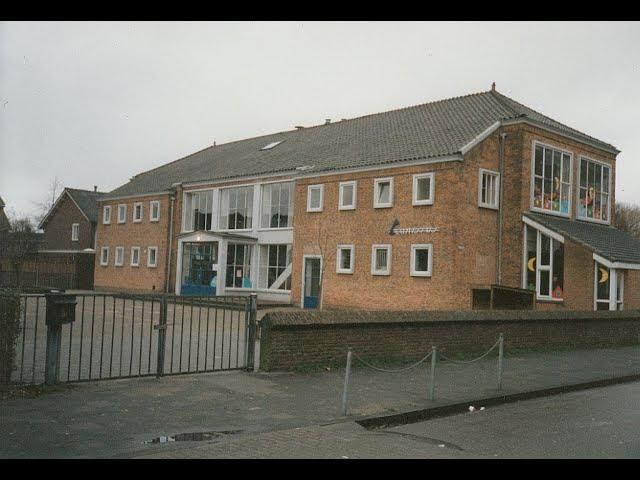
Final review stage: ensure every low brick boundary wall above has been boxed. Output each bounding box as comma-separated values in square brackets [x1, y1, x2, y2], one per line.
[258, 309, 640, 371]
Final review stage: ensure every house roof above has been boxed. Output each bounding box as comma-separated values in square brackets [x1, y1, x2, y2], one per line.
[38, 188, 107, 229]
[0, 196, 5, 208]
[103, 88, 619, 200]
[524, 212, 640, 265]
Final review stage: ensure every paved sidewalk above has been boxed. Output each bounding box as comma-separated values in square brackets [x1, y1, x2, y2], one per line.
[1, 345, 639, 458]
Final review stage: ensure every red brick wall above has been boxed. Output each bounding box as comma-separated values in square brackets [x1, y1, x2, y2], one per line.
[42, 193, 95, 250]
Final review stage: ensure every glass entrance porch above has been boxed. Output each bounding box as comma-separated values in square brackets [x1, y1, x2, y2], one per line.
[180, 242, 219, 296]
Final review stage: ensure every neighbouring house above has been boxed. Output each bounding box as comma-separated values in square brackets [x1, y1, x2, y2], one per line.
[94, 86, 640, 311]
[16, 186, 106, 289]
[0, 196, 10, 232]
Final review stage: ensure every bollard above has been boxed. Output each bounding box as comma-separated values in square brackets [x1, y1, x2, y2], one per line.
[429, 345, 437, 401]
[497, 333, 504, 390]
[155, 296, 168, 378]
[341, 349, 352, 416]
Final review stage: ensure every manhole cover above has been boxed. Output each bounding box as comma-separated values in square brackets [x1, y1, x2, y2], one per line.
[145, 430, 242, 444]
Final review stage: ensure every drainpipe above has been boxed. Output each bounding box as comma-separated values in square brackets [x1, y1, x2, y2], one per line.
[164, 192, 176, 293]
[497, 131, 507, 285]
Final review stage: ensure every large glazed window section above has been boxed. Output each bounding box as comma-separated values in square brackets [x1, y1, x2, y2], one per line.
[595, 264, 624, 310]
[183, 190, 214, 231]
[261, 182, 293, 228]
[524, 225, 564, 300]
[578, 158, 610, 222]
[226, 243, 252, 288]
[220, 186, 253, 230]
[258, 244, 292, 290]
[532, 144, 571, 215]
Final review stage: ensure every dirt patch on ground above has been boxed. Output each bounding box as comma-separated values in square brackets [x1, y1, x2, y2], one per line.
[0, 384, 74, 401]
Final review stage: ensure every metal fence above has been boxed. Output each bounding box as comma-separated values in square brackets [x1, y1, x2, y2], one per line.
[6, 291, 257, 385]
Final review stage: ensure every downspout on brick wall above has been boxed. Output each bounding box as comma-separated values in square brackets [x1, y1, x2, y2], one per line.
[164, 191, 176, 293]
[497, 130, 507, 285]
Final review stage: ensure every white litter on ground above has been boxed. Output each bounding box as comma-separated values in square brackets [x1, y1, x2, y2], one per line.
[468, 406, 475, 412]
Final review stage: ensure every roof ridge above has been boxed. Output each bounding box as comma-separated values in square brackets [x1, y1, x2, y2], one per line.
[488, 89, 525, 120]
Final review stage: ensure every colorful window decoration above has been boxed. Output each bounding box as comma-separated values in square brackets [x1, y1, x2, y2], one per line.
[524, 225, 564, 300]
[532, 144, 571, 215]
[578, 158, 610, 222]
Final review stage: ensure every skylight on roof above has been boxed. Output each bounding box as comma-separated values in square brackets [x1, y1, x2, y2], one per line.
[260, 141, 283, 151]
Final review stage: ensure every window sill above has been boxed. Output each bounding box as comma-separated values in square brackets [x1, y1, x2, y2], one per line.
[529, 207, 570, 218]
[412, 201, 434, 207]
[338, 206, 356, 211]
[374, 204, 393, 209]
[536, 297, 564, 304]
[576, 216, 611, 226]
[410, 272, 432, 277]
[257, 227, 293, 232]
[306, 209, 323, 213]
[336, 270, 354, 275]
[372, 271, 390, 276]
[479, 204, 499, 211]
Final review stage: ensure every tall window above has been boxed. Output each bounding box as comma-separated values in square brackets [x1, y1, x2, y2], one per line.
[373, 178, 393, 208]
[479, 169, 500, 209]
[226, 243, 253, 288]
[371, 244, 391, 275]
[410, 244, 433, 277]
[595, 263, 624, 310]
[103, 206, 111, 224]
[413, 173, 434, 206]
[100, 247, 109, 266]
[307, 184, 324, 212]
[524, 225, 564, 300]
[71, 223, 79, 241]
[336, 245, 355, 274]
[183, 190, 214, 231]
[578, 158, 611, 222]
[532, 143, 571, 215]
[133, 203, 143, 222]
[115, 246, 124, 266]
[118, 204, 127, 223]
[220, 186, 253, 230]
[339, 181, 357, 210]
[148, 246, 158, 267]
[258, 244, 292, 290]
[130, 246, 140, 267]
[150, 201, 160, 222]
[261, 182, 293, 228]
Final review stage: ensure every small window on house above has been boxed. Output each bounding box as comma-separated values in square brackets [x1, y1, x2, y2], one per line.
[71, 223, 79, 241]
[103, 206, 111, 224]
[479, 169, 500, 209]
[150, 201, 160, 222]
[413, 173, 434, 206]
[148, 246, 158, 268]
[118, 205, 127, 224]
[100, 247, 109, 266]
[336, 245, 355, 274]
[338, 181, 357, 210]
[307, 185, 324, 212]
[371, 244, 391, 275]
[373, 178, 393, 208]
[130, 246, 140, 267]
[133, 203, 143, 223]
[411, 244, 433, 277]
[115, 246, 124, 266]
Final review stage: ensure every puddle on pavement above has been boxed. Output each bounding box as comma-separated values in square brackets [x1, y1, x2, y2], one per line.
[145, 430, 242, 444]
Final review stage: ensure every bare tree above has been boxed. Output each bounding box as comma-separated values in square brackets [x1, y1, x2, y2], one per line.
[613, 201, 640, 240]
[32, 176, 63, 225]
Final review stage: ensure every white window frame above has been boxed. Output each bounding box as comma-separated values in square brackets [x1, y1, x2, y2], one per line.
[410, 244, 433, 277]
[260, 181, 294, 229]
[522, 224, 565, 301]
[71, 223, 79, 241]
[373, 177, 394, 208]
[114, 246, 124, 266]
[257, 244, 293, 291]
[478, 168, 500, 210]
[130, 246, 141, 267]
[117, 204, 127, 224]
[100, 247, 109, 266]
[103, 205, 111, 225]
[371, 244, 391, 276]
[338, 181, 357, 210]
[307, 184, 324, 212]
[149, 201, 160, 222]
[594, 262, 624, 311]
[530, 141, 573, 218]
[133, 202, 143, 223]
[412, 173, 434, 206]
[218, 185, 253, 231]
[336, 244, 355, 274]
[147, 246, 158, 268]
[577, 156, 612, 225]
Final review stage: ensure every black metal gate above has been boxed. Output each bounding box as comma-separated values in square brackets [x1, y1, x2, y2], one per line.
[7, 292, 257, 385]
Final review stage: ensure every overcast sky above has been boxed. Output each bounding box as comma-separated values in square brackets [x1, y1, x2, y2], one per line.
[1, 21, 639, 219]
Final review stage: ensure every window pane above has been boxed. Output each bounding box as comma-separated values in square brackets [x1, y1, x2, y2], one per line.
[340, 249, 351, 270]
[416, 177, 430, 201]
[580, 159, 588, 188]
[342, 184, 354, 206]
[596, 264, 610, 301]
[562, 154, 571, 182]
[539, 270, 550, 296]
[552, 240, 564, 299]
[526, 226, 536, 291]
[602, 166, 610, 193]
[540, 233, 550, 266]
[534, 146, 543, 176]
[378, 182, 390, 204]
[415, 248, 430, 272]
[310, 188, 320, 208]
[375, 248, 388, 270]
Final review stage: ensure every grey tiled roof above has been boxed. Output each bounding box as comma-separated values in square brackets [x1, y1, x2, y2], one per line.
[65, 188, 106, 223]
[104, 89, 619, 199]
[525, 212, 640, 264]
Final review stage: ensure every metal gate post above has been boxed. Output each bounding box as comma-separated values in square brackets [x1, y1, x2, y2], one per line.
[497, 333, 504, 390]
[245, 293, 258, 371]
[44, 294, 76, 386]
[156, 296, 168, 378]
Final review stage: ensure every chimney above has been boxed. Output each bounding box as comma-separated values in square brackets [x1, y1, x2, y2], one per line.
[491, 82, 496, 91]
[325, 119, 331, 125]
[94, 185, 97, 192]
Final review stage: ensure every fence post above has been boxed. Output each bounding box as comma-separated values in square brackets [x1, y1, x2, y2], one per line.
[245, 293, 258, 371]
[156, 296, 168, 378]
[497, 333, 504, 390]
[341, 349, 352, 416]
[429, 345, 437, 401]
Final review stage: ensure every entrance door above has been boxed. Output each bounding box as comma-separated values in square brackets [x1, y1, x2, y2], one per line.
[181, 242, 219, 296]
[303, 257, 321, 309]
